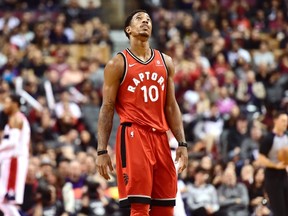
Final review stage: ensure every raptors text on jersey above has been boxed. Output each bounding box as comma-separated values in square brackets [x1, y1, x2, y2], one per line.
[116, 48, 169, 132]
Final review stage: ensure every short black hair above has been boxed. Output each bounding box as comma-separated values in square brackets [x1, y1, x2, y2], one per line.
[195, 166, 208, 174]
[9, 93, 21, 107]
[124, 9, 148, 39]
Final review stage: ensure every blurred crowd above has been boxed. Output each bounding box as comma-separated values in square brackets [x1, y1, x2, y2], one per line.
[0, 0, 287, 215]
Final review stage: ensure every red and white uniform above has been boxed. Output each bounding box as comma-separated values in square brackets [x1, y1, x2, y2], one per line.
[0, 112, 30, 204]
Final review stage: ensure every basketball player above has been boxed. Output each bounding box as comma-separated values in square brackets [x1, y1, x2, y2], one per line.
[258, 111, 288, 216]
[0, 94, 30, 216]
[96, 10, 188, 216]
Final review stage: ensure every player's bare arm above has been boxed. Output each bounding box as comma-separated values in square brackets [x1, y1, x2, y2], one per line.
[257, 153, 286, 170]
[163, 53, 188, 173]
[96, 54, 124, 180]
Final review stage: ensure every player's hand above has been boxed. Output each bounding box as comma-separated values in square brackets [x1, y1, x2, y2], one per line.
[96, 153, 114, 180]
[175, 146, 188, 173]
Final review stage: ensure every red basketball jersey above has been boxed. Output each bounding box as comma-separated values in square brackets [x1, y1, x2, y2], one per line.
[116, 48, 169, 132]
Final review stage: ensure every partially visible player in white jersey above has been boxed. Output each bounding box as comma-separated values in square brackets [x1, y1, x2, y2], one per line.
[0, 94, 30, 216]
[167, 130, 187, 216]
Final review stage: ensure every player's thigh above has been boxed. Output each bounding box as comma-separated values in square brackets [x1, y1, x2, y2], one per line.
[116, 125, 154, 199]
[151, 134, 177, 206]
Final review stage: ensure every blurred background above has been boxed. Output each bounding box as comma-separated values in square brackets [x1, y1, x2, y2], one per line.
[0, 0, 287, 215]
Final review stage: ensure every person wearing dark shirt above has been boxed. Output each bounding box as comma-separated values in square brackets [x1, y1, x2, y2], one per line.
[248, 167, 270, 214]
[49, 22, 69, 44]
[258, 111, 288, 216]
[227, 115, 249, 163]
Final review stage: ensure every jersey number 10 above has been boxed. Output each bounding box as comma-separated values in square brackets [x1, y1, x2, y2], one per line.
[141, 85, 159, 102]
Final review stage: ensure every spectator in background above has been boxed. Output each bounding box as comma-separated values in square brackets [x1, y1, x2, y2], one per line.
[34, 184, 65, 216]
[212, 52, 230, 86]
[57, 158, 71, 180]
[278, 52, 288, 74]
[54, 90, 83, 134]
[228, 41, 251, 69]
[31, 23, 48, 48]
[216, 86, 236, 116]
[195, 90, 210, 115]
[0, 53, 20, 84]
[21, 49, 48, 78]
[248, 167, 271, 215]
[239, 164, 254, 188]
[48, 48, 69, 76]
[240, 120, 263, 162]
[194, 103, 224, 155]
[236, 70, 266, 114]
[0, 12, 20, 33]
[265, 70, 286, 110]
[30, 107, 58, 146]
[77, 130, 97, 152]
[255, 63, 271, 86]
[62, 160, 86, 214]
[10, 22, 35, 50]
[253, 41, 276, 70]
[60, 61, 84, 88]
[186, 166, 219, 216]
[49, 22, 69, 44]
[22, 73, 41, 99]
[63, 0, 82, 24]
[217, 167, 249, 216]
[226, 115, 249, 164]
[252, 10, 268, 32]
[20, 162, 38, 216]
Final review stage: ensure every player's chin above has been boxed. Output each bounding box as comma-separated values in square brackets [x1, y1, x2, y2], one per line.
[139, 31, 150, 37]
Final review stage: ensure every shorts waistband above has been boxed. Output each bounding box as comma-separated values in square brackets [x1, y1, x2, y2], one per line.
[120, 122, 166, 134]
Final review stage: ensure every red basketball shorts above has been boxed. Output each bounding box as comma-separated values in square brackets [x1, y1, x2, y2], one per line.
[115, 122, 177, 208]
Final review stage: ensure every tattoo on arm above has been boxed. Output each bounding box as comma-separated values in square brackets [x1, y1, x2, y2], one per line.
[97, 102, 115, 150]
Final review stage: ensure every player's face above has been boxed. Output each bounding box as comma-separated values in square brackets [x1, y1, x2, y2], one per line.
[3, 97, 13, 114]
[129, 12, 152, 38]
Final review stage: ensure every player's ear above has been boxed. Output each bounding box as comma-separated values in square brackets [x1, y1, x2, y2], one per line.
[126, 26, 131, 35]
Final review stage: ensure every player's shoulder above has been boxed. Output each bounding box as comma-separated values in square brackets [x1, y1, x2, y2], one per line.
[104, 52, 126, 80]
[106, 53, 125, 69]
[9, 113, 23, 129]
[156, 50, 173, 65]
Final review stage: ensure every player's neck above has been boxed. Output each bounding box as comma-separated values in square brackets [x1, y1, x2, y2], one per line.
[129, 39, 150, 60]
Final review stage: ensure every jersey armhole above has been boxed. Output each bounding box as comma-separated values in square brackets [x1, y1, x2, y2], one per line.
[159, 51, 169, 77]
[118, 52, 127, 85]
